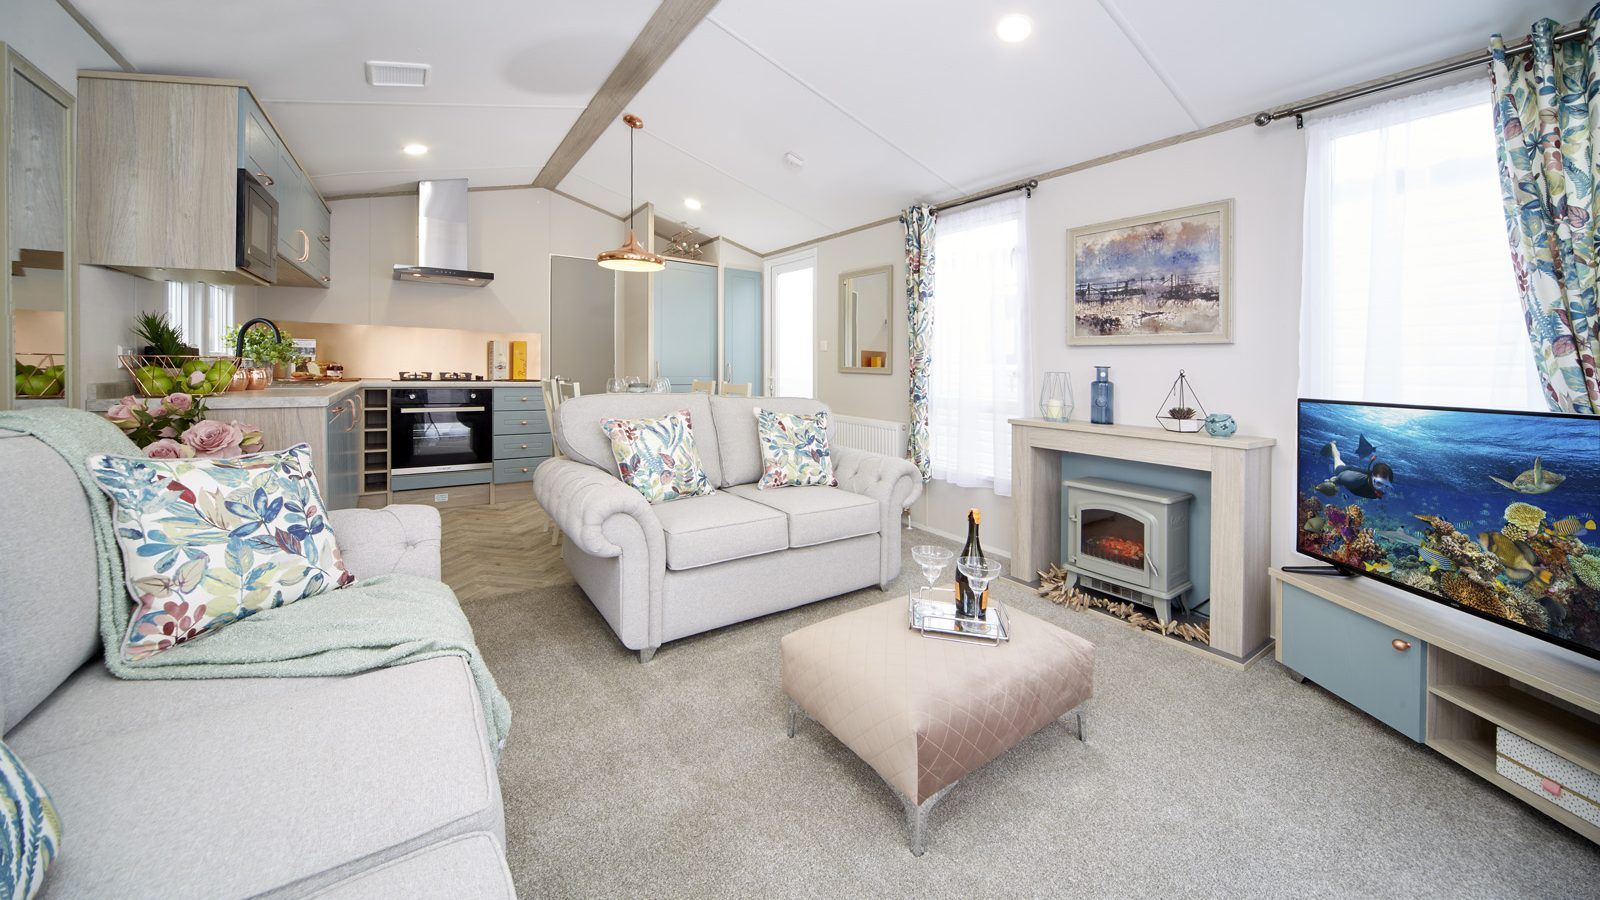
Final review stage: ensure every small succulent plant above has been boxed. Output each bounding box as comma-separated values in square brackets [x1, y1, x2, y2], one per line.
[1166, 406, 1196, 420]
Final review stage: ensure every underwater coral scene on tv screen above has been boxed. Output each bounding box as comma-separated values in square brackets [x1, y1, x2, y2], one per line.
[1297, 399, 1600, 660]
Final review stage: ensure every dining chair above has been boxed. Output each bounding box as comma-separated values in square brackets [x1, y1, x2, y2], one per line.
[718, 382, 752, 397]
[540, 376, 580, 545]
[690, 379, 716, 394]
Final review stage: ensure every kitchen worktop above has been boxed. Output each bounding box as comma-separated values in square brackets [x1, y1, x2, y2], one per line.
[87, 378, 543, 412]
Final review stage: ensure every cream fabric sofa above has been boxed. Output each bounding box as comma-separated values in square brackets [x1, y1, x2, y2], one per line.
[0, 429, 513, 899]
[533, 394, 922, 661]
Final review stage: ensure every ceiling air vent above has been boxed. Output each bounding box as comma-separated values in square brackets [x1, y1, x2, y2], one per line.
[365, 61, 431, 88]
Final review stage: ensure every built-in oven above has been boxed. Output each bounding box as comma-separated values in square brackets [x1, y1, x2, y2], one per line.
[236, 168, 278, 282]
[390, 388, 493, 476]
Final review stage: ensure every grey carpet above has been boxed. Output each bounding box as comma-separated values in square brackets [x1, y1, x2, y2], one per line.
[461, 539, 1600, 899]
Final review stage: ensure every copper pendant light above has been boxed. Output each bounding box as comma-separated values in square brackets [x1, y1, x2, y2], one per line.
[597, 114, 666, 272]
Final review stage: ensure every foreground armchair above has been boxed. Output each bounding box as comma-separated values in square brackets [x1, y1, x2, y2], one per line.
[534, 394, 922, 662]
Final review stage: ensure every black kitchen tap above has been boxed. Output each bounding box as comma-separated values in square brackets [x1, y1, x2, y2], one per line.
[234, 318, 282, 363]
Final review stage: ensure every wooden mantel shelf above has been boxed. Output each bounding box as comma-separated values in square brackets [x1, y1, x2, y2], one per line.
[1007, 417, 1276, 450]
[1010, 417, 1275, 663]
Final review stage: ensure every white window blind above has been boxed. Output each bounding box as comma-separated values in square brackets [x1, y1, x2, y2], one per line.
[165, 282, 235, 354]
[1299, 79, 1544, 411]
[929, 195, 1029, 496]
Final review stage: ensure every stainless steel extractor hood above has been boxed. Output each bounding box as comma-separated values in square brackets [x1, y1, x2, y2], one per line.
[392, 178, 494, 286]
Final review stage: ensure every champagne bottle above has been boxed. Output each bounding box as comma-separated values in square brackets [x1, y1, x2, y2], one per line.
[956, 508, 987, 619]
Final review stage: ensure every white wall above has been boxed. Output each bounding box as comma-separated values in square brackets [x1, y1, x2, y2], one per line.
[259, 187, 622, 377]
[805, 124, 1308, 566]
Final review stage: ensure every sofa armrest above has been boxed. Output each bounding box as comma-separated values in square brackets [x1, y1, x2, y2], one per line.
[533, 458, 664, 559]
[329, 505, 443, 581]
[832, 446, 923, 510]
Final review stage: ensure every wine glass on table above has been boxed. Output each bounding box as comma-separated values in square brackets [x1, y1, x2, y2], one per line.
[910, 545, 954, 619]
[957, 556, 1004, 621]
[606, 377, 626, 394]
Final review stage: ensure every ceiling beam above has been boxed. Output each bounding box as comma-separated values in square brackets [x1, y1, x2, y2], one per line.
[532, 0, 721, 189]
[54, 0, 136, 72]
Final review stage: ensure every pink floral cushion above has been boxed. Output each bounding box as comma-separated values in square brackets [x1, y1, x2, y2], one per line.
[86, 443, 354, 661]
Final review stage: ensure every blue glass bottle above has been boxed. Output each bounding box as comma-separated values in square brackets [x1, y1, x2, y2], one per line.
[1090, 366, 1114, 425]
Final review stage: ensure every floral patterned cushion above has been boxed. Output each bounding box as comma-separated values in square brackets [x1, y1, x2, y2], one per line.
[756, 408, 836, 489]
[86, 443, 355, 661]
[600, 409, 716, 504]
[1, 740, 61, 900]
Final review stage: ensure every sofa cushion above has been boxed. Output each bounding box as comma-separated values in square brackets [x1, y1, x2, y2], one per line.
[13, 656, 501, 900]
[728, 484, 879, 548]
[87, 443, 357, 661]
[1, 739, 61, 900]
[555, 393, 723, 486]
[755, 408, 836, 489]
[651, 493, 788, 570]
[0, 433, 103, 733]
[308, 832, 513, 899]
[708, 396, 831, 488]
[600, 409, 716, 504]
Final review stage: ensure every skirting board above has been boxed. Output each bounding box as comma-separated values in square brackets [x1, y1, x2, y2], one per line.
[907, 522, 1012, 563]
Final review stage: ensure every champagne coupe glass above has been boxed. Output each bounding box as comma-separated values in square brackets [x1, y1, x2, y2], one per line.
[911, 545, 954, 592]
[957, 556, 1003, 617]
[606, 377, 626, 394]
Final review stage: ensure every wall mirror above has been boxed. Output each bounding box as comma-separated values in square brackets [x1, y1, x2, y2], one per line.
[838, 265, 892, 374]
[2, 45, 75, 410]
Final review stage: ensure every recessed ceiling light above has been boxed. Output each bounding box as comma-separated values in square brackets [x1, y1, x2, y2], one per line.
[403, 143, 429, 156]
[684, 197, 702, 211]
[996, 14, 1032, 43]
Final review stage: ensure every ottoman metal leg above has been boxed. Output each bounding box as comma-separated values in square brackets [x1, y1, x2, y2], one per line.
[787, 699, 803, 738]
[903, 782, 956, 857]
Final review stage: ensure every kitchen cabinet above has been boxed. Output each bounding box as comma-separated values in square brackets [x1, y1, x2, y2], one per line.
[653, 260, 717, 391]
[492, 388, 551, 487]
[199, 387, 361, 509]
[77, 71, 330, 288]
[323, 393, 361, 510]
[723, 267, 762, 393]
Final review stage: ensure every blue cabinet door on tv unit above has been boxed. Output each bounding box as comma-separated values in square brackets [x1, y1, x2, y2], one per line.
[1280, 583, 1428, 742]
[654, 261, 718, 392]
[723, 267, 762, 394]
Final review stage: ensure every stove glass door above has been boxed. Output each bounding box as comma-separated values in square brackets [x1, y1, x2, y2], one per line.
[1079, 507, 1147, 572]
[390, 388, 492, 473]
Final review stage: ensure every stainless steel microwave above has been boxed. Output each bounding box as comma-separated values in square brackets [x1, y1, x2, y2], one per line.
[236, 168, 278, 282]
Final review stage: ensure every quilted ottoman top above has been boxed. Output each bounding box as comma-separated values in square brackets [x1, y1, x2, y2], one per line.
[780, 599, 1095, 805]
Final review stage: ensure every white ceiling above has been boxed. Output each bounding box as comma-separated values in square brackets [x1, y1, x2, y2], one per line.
[76, 0, 1594, 252]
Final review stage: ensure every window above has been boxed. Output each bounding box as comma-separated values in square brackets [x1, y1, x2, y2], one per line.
[929, 195, 1029, 496]
[166, 282, 235, 354]
[767, 251, 816, 397]
[1300, 79, 1544, 411]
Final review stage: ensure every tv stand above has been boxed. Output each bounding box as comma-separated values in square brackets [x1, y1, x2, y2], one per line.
[1271, 567, 1600, 845]
[1279, 565, 1348, 577]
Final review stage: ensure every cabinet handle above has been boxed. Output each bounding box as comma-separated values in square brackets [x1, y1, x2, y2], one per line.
[519, 395, 530, 401]
[256, 172, 274, 186]
[519, 443, 528, 449]
[520, 467, 529, 473]
[319, 234, 330, 243]
[1391, 639, 1412, 652]
[345, 398, 358, 432]
[519, 419, 529, 426]
[296, 229, 311, 263]
[322, 276, 331, 283]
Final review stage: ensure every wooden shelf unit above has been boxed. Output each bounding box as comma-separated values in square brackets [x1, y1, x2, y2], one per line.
[1272, 568, 1600, 844]
[359, 387, 390, 507]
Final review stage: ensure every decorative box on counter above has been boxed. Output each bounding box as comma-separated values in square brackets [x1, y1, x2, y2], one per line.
[1495, 727, 1600, 827]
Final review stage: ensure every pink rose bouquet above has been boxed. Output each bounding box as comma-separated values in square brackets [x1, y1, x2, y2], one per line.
[143, 438, 196, 459]
[107, 393, 271, 459]
[181, 419, 245, 458]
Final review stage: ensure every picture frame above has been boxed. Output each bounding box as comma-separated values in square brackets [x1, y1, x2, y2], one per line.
[1066, 199, 1234, 346]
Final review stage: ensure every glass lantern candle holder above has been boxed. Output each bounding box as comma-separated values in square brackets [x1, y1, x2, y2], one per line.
[1039, 372, 1074, 422]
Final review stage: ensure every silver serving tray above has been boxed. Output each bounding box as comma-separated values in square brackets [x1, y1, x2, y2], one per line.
[909, 586, 1010, 645]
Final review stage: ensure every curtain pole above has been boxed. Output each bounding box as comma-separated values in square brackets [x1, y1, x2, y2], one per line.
[1255, 24, 1588, 128]
[931, 179, 1038, 215]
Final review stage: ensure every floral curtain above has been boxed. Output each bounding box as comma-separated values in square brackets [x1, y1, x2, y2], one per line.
[900, 204, 936, 480]
[1490, 14, 1600, 413]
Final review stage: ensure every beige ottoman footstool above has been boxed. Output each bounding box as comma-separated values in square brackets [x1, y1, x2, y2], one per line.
[781, 598, 1095, 855]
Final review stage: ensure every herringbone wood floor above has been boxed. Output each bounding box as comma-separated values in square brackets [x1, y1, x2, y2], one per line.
[440, 497, 572, 603]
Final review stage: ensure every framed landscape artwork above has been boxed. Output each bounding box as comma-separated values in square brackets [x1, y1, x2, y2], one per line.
[1067, 199, 1234, 345]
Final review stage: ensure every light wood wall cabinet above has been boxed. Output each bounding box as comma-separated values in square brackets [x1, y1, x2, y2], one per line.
[76, 71, 330, 288]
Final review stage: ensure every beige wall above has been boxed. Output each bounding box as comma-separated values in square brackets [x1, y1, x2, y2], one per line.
[805, 124, 1308, 564]
[276, 320, 539, 380]
[257, 187, 622, 379]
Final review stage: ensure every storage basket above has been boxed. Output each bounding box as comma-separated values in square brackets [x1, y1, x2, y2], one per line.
[1495, 727, 1600, 827]
[118, 354, 242, 397]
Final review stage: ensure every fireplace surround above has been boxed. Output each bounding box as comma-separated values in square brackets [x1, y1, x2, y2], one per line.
[1062, 477, 1193, 623]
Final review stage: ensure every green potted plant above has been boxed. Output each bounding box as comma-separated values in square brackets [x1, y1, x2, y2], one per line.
[222, 324, 304, 380]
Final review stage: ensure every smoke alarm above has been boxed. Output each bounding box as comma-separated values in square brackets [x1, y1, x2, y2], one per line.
[366, 61, 431, 88]
[783, 152, 805, 169]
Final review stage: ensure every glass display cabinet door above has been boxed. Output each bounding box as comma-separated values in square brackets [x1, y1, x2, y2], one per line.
[4, 46, 74, 410]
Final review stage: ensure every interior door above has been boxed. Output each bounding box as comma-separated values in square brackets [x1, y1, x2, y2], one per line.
[550, 255, 616, 394]
[653, 260, 716, 392]
[722, 267, 762, 395]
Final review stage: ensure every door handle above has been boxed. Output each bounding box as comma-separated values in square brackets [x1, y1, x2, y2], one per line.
[398, 406, 486, 414]
[255, 172, 274, 186]
[724, 362, 731, 380]
[1391, 639, 1412, 652]
[296, 229, 311, 263]
[345, 397, 358, 432]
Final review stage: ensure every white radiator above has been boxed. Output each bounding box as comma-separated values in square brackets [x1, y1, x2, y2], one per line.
[829, 415, 908, 458]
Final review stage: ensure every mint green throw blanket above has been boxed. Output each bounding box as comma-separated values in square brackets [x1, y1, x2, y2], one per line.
[0, 408, 511, 760]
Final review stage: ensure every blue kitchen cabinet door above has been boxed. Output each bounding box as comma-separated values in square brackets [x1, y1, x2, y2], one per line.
[654, 261, 717, 392]
[1280, 584, 1428, 742]
[723, 268, 762, 394]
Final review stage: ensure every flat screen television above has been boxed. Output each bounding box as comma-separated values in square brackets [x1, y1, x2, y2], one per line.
[1297, 398, 1600, 662]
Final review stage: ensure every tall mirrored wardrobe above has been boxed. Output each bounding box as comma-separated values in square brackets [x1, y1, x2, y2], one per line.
[2, 45, 75, 410]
